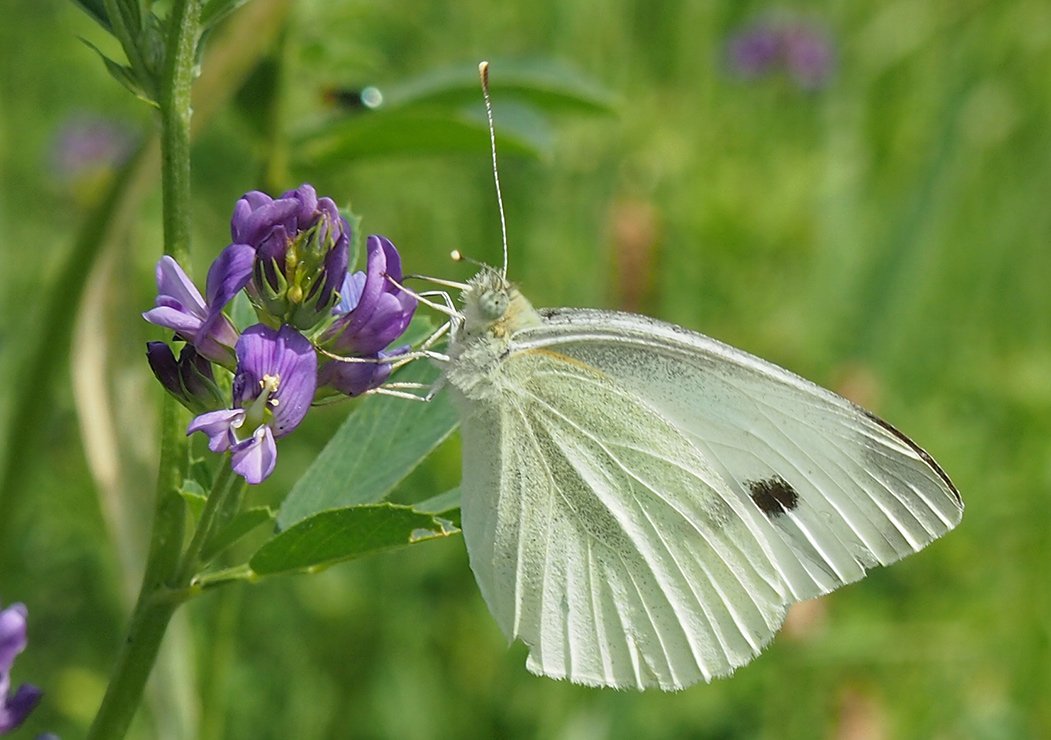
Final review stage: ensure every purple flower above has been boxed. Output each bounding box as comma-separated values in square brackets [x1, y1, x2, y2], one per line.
[725, 18, 835, 90]
[188, 325, 317, 484]
[143, 244, 254, 366]
[145, 342, 225, 414]
[51, 115, 135, 180]
[317, 347, 400, 398]
[726, 24, 782, 78]
[1, 601, 42, 734]
[230, 184, 350, 330]
[782, 24, 836, 89]
[320, 235, 416, 357]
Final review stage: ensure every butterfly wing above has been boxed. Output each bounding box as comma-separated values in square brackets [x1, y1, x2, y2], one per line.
[515, 309, 963, 601]
[457, 348, 796, 690]
[456, 308, 962, 691]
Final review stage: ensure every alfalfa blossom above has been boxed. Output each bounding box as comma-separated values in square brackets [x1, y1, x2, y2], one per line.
[143, 244, 254, 366]
[51, 114, 136, 181]
[0, 601, 42, 734]
[321, 235, 416, 356]
[315, 235, 417, 397]
[726, 17, 835, 90]
[231, 184, 350, 330]
[145, 342, 226, 414]
[188, 324, 316, 484]
[145, 182, 419, 483]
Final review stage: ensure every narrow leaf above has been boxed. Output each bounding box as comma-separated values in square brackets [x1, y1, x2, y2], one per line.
[201, 506, 274, 562]
[179, 483, 207, 520]
[414, 488, 461, 514]
[69, 0, 112, 31]
[227, 291, 257, 332]
[294, 111, 541, 168]
[114, 0, 142, 34]
[380, 59, 616, 114]
[80, 38, 157, 105]
[251, 503, 459, 576]
[277, 361, 459, 528]
[201, 0, 252, 29]
[414, 487, 461, 528]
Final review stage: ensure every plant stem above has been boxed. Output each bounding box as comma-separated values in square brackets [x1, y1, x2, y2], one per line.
[160, 0, 203, 266]
[87, 2, 203, 738]
[86, 452, 238, 740]
[175, 463, 240, 584]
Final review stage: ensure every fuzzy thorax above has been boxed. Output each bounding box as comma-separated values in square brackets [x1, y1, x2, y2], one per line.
[444, 269, 543, 400]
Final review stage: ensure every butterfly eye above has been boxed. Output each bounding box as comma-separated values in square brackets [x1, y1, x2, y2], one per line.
[479, 290, 509, 320]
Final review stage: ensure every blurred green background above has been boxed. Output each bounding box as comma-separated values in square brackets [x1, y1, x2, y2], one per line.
[2, 0, 1050, 738]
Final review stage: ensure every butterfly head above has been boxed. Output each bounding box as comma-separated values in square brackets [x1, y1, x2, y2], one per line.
[458, 267, 541, 341]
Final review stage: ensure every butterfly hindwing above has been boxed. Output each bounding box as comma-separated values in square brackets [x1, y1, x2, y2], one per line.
[457, 349, 801, 690]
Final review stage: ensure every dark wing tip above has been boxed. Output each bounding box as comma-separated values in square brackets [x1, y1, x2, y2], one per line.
[860, 409, 962, 507]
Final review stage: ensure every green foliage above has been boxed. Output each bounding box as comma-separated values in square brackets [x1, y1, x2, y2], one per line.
[293, 59, 613, 168]
[277, 361, 459, 528]
[5, 0, 1051, 738]
[250, 503, 458, 576]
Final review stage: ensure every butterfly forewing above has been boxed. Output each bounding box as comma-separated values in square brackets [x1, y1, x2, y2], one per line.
[515, 309, 963, 601]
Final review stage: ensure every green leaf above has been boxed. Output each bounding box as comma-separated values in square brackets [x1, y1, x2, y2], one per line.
[250, 503, 459, 576]
[396, 314, 437, 349]
[381, 58, 616, 115]
[69, 0, 112, 31]
[201, 506, 275, 563]
[227, 291, 257, 333]
[179, 480, 207, 521]
[277, 361, 459, 528]
[294, 111, 542, 168]
[414, 487, 461, 514]
[201, 0, 251, 29]
[113, 0, 142, 35]
[80, 38, 157, 105]
[414, 487, 461, 528]
[342, 208, 364, 271]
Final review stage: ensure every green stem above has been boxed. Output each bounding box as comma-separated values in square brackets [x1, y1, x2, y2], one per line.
[85, 586, 184, 740]
[86, 452, 238, 740]
[159, 0, 203, 266]
[87, 2, 204, 738]
[175, 463, 241, 584]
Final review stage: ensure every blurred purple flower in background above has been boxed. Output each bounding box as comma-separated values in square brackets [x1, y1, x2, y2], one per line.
[188, 325, 317, 484]
[1, 601, 42, 734]
[726, 24, 782, 78]
[51, 114, 135, 180]
[725, 16, 835, 90]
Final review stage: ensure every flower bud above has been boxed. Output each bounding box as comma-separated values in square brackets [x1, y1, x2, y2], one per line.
[230, 184, 350, 331]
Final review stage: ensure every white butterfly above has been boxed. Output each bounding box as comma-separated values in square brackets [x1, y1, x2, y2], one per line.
[426, 62, 961, 691]
[437, 268, 961, 691]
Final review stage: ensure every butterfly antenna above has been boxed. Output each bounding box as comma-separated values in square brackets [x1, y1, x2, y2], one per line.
[479, 61, 509, 279]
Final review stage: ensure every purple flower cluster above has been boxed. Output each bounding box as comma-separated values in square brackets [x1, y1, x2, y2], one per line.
[51, 114, 135, 181]
[1, 601, 41, 734]
[144, 184, 417, 484]
[726, 17, 835, 90]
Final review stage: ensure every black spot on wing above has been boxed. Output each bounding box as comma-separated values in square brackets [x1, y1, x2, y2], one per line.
[748, 476, 799, 517]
